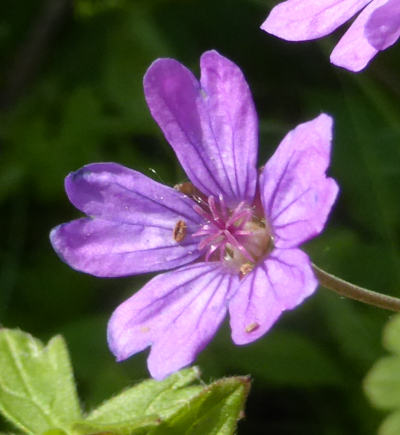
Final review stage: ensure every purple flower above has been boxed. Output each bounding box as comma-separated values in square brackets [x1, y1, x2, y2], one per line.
[261, 0, 400, 72]
[50, 50, 338, 380]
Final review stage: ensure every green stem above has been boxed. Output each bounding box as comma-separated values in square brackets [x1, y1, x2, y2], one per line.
[312, 264, 400, 312]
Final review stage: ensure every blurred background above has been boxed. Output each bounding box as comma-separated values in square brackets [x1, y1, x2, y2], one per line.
[1, 0, 400, 433]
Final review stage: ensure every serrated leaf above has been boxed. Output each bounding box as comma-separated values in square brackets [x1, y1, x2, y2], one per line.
[364, 356, 400, 410]
[149, 377, 250, 435]
[86, 367, 202, 424]
[0, 329, 81, 434]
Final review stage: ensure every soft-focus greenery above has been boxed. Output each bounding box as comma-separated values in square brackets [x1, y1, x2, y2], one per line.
[0, 329, 248, 434]
[1, 0, 399, 433]
[365, 315, 400, 435]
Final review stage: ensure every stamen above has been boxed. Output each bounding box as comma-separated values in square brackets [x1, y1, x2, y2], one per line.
[193, 204, 212, 221]
[239, 262, 254, 279]
[192, 194, 270, 270]
[218, 194, 229, 220]
[235, 230, 252, 236]
[205, 244, 219, 262]
[198, 231, 223, 250]
[192, 226, 213, 237]
[208, 196, 224, 225]
[223, 230, 255, 263]
[226, 208, 252, 228]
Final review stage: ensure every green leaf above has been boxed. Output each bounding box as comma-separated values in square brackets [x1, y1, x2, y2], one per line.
[364, 314, 400, 433]
[364, 356, 400, 410]
[364, 315, 400, 410]
[73, 415, 160, 434]
[149, 376, 250, 435]
[75, 370, 249, 435]
[0, 329, 81, 434]
[383, 315, 400, 355]
[380, 411, 400, 435]
[85, 367, 202, 424]
[41, 431, 68, 435]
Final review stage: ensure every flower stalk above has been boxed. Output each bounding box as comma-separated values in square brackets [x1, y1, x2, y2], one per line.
[312, 263, 400, 312]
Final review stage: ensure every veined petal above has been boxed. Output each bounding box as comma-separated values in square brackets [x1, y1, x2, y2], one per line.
[199, 51, 258, 204]
[261, 0, 371, 41]
[330, 0, 389, 71]
[143, 50, 258, 208]
[108, 262, 239, 380]
[65, 162, 202, 227]
[229, 249, 317, 345]
[260, 114, 338, 249]
[50, 218, 201, 277]
[365, 0, 400, 50]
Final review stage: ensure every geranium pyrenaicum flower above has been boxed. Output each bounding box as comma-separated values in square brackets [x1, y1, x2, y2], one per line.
[50, 50, 339, 380]
[261, 0, 400, 72]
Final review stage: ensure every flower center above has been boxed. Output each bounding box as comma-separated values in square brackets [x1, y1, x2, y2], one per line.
[192, 195, 273, 275]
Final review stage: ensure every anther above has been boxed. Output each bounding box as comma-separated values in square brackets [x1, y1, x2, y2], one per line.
[245, 322, 259, 333]
[173, 220, 187, 242]
[239, 262, 254, 279]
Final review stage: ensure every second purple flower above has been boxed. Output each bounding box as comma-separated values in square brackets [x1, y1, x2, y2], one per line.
[50, 50, 339, 380]
[262, 0, 400, 72]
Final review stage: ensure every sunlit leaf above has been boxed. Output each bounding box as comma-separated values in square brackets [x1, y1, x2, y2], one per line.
[86, 367, 202, 423]
[0, 329, 81, 434]
[150, 376, 250, 435]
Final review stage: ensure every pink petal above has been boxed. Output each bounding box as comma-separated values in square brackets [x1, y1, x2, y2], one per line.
[65, 162, 201, 228]
[143, 50, 258, 208]
[261, 114, 338, 249]
[365, 0, 400, 50]
[261, 0, 371, 41]
[330, 0, 389, 71]
[50, 218, 200, 277]
[229, 249, 317, 345]
[107, 262, 239, 380]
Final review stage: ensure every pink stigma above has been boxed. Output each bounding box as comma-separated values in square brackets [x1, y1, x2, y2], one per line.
[192, 195, 256, 263]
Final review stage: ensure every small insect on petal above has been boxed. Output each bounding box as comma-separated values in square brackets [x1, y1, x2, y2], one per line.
[174, 181, 196, 196]
[173, 219, 187, 242]
[245, 322, 259, 333]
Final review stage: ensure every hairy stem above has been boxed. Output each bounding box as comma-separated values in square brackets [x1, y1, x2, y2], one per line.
[312, 263, 400, 312]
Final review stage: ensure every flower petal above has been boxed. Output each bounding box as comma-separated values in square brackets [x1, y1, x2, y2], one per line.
[107, 262, 239, 379]
[50, 218, 201, 277]
[261, 0, 370, 41]
[260, 114, 338, 249]
[229, 249, 317, 345]
[143, 50, 258, 208]
[65, 162, 202, 227]
[199, 51, 258, 204]
[365, 0, 400, 50]
[330, 0, 389, 71]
